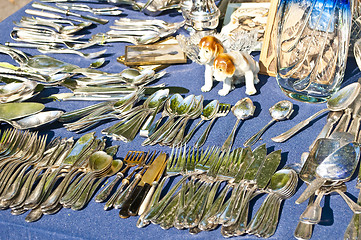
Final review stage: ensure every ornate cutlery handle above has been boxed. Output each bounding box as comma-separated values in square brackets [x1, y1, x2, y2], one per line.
[272, 108, 329, 142]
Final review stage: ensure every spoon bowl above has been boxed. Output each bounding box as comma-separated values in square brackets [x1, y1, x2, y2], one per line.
[0, 102, 45, 121]
[296, 141, 361, 209]
[0, 110, 64, 130]
[245, 100, 293, 147]
[222, 97, 255, 151]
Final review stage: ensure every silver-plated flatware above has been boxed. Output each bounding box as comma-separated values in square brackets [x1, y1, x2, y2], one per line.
[245, 100, 293, 146]
[272, 82, 361, 142]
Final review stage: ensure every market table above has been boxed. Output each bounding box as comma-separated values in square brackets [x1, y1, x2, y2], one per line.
[0, 1, 360, 239]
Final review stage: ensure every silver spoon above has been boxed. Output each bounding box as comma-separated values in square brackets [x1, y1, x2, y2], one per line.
[0, 111, 63, 129]
[299, 142, 361, 206]
[222, 98, 255, 151]
[245, 100, 293, 147]
[0, 102, 45, 121]
[272, 82, 361, 142]
[89, 58, 105, 69]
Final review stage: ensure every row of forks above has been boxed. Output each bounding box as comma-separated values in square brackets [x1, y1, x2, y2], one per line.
[137, 145, 295, 238]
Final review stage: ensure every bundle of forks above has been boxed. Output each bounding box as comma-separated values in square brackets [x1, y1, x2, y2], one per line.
[136, 145, 298, 238]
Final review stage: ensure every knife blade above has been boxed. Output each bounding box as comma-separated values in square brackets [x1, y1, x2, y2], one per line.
[32, 2, 108, 25]
[243, 144, 267, 181]
[119, 153, 167, 217]
[137, 160, 167, 216]
[255, 150, 282, 189]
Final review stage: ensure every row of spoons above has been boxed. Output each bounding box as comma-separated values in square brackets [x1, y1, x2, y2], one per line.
[0, 130, 123, 222]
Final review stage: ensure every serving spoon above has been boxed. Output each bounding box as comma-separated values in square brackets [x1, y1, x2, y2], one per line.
[0, 111, 63, 130]
[297, 141, 361, 213]
[272, 82, 361, 142]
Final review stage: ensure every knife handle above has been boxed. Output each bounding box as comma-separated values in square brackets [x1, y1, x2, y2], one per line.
[128, 183, 151, 216]
[118, 174, 142, 218]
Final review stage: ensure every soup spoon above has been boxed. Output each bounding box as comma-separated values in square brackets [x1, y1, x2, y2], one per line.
[222, 98, 255, 151]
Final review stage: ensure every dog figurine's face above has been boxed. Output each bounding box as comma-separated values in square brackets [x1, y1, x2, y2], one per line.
[213, 53, 235, 82]
[198, 36, 224, 64]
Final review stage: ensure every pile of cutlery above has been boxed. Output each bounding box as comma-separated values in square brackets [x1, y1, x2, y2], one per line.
[288, 81, 361, 239]
[7, 2, 110, 58]
[0, 129, 123, 222]
[91, 18, 185, 45]
[136, 145, 297, 238]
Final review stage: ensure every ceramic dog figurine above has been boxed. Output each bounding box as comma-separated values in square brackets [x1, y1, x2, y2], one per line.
[198, 36, 225, 93]
[213, 51, 259, 96]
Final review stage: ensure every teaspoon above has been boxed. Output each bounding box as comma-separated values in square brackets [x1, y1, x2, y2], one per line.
[244, 100, 293, 147]
[221, 98, 255, 151]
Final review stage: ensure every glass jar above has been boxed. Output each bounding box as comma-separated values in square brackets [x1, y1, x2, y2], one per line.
[276, 0, 352, 103]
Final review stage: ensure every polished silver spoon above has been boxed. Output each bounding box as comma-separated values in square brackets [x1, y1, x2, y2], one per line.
[0, 110, 63, 129]
[272, 82, 361, 142]
[222, 98, 255, 151]
[244, 100, 293, 147]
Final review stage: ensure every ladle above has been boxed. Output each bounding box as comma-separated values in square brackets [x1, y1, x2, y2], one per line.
[272, 82, 361, 142]
[244, 100, 293, 147]
[222, 98, 255, 151]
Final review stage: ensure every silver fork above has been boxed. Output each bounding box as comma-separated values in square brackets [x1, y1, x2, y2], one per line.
[194, 103, 231, 148]
[141, 146, 196, 225]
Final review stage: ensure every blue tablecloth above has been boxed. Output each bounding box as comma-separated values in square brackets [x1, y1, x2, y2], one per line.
[0, 1, 360, 239]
